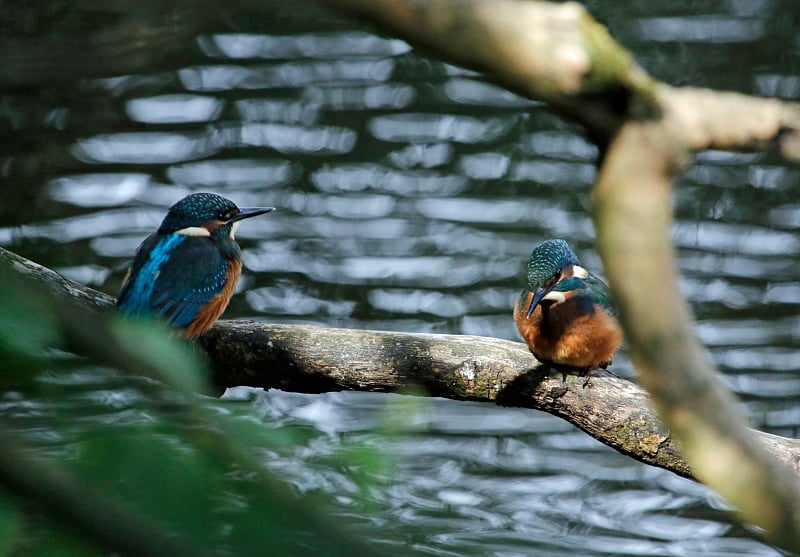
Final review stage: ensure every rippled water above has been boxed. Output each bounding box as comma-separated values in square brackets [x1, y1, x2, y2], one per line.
[1, 1, 799, 555]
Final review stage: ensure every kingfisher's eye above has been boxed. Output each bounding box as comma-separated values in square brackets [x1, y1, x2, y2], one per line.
[221, 209, 237, 220]
[544, 270, 561, 288]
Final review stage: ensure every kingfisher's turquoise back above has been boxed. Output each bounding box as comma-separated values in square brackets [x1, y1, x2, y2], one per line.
[117, 232, 230, 329]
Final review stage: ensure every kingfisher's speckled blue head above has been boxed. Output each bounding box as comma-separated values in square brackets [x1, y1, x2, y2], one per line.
[525, 239, 589, 318]
[159, 193, 274, 239]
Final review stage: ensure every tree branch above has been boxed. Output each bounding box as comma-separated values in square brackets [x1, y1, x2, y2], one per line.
[594, 103, 800, 549]
[4, 246, 800, 487]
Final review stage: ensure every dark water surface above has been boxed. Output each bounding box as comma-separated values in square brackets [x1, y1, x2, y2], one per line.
[1, 1, 799, 555]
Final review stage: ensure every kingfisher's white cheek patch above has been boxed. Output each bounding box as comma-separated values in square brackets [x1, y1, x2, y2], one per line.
[176, 226, 211, 237]
[572, 265, 589, 279]
[230, 221, 241, 240]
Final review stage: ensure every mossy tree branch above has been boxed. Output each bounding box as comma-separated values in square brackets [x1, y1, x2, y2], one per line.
[5, 246, 800, 490]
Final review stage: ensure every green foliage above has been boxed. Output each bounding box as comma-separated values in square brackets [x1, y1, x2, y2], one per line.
[0, 492, 21, 557]
[0, 261, 402, 557]
[0, 273, 59, 384]
[109, 315, 210, 393]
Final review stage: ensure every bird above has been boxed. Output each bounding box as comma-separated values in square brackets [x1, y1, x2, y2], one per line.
[117, 192, 274, 337]
[513, 239, 622, 372]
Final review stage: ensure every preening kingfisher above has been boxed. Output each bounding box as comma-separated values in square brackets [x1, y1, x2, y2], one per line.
[513, 239, 623, 371]
[117, 192, 274, 337]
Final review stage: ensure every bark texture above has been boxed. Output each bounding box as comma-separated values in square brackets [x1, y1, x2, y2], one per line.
[6, 246, 800, 487]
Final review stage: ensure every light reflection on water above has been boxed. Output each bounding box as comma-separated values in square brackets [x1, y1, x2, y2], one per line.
[1, 1, 798, 555]
[219, 388, 783, 557]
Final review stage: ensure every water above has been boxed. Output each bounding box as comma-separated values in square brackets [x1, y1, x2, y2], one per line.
[1, 1, 798, 555]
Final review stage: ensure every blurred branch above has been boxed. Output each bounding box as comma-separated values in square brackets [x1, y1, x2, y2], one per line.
[314, 0, 800, 550]
[319, 0, 800, 159]
[5, 246, 800, 487]
[593, 109, 800, 550]
[658, 85, 800, 160]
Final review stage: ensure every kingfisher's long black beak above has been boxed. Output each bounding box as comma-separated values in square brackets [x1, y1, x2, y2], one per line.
[526, 285, 552, 319]
[229, 207, 275, 222]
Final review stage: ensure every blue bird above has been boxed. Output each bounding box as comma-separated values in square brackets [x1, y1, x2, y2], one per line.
[514, 239, 623, 370]
[117, 193, 274, 337]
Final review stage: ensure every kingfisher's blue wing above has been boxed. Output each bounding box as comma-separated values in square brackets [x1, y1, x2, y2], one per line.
[117, 234, 229, 329]
[584, 274, 618, 318]
[553, 275, 619, 318]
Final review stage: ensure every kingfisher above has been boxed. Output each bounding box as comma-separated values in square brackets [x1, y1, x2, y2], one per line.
[514, 239, 623, 372]
[117, 192, 274, 337]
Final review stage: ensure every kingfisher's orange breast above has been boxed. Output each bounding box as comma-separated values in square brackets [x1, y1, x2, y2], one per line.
[514, 290, 622, 369]
[183, 259, 242, 338]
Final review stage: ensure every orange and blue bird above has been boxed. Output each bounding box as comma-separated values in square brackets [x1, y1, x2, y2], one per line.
[117, 192, 274, 337]
[514, 239, 623, 371]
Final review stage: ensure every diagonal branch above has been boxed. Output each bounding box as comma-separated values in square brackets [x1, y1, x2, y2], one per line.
[313, 0, 800, 549]
[4, 246, 800, 487]
[594, 113, 800, 549]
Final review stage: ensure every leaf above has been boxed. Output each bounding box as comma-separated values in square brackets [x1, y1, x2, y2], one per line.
[108, 315, 210, 393]
[0, 492, 21, 557]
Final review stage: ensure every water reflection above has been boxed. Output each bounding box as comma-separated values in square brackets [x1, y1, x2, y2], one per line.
[312, 164, 469, 196]
[197, 31, 412, 60]
[238, 122, 357, 153]
[755, 74, 800, 99]
[637, 16, 765, 43]
[235, 98, 320, 125]
[48, 173, 151, 207]
[247, 281, 356, 317]
[457, 153, 510, 179]
[73, 131, 220, 164]
[368, 289, 467, 317]
[125, 94, 223, 124]
[166, 159, 301, 187]
[442, 78, 539, 107]
[179, 59, 396, 90]
[368, 113, 516, 144]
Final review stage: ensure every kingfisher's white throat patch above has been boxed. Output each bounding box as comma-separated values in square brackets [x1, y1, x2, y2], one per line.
[230, 220, 241, 240]
[542, 290, 567, 304]
[176, 226, 211, 237]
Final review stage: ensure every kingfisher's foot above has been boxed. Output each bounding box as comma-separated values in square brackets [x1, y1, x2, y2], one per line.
[535, 357, 595, 386]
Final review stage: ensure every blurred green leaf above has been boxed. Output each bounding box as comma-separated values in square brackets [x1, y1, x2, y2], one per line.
[0, 253, 395, 557]
[73, 430, 223, 547]
[19, 526, 103, 557]
[109, 315, 210, 393]
[0, 271, 60, 385]
[0, 292, 58, 357]
[0, 491, 21, 557]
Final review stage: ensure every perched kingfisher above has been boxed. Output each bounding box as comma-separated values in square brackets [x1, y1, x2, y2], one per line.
[514, 239, 623, 371]
[117, 192, 274, 337]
